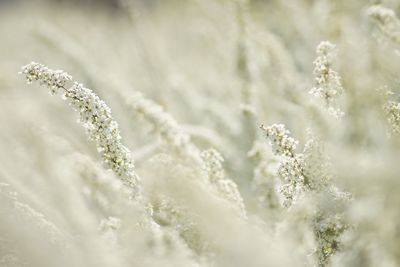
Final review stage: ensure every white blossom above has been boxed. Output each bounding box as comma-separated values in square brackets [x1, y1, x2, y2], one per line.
[20, 62, 141, 197]
[129, 92, 247, 218]
[260, 124, 307, 206]
[310, 41, 344, 118]
[20, 62, 71, 94]
[260, 124, 298, 157]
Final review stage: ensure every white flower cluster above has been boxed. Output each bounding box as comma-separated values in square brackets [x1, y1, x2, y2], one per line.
[20, 62, 141, 197]
[367, 4, 400, 43]
[261, 125, 339, 207]
[278, 155, 304, 183]
[277, 155, 307, 205]
[260, 124, 309, 207]
[20, 62, 72, 94]
[260, 125, 350, 263]
[260, 124, 298, 157]
[279, 157, 308, 207]
[310, 41, 344, 118]
[129, 92, 247, 219]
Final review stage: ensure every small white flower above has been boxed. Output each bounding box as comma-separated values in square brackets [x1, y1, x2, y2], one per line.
[260, 124, 298, 157]
[310, 41, 344, 118]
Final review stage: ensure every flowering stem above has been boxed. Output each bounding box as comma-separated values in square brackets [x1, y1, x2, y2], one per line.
[20, 62, 142, 199]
